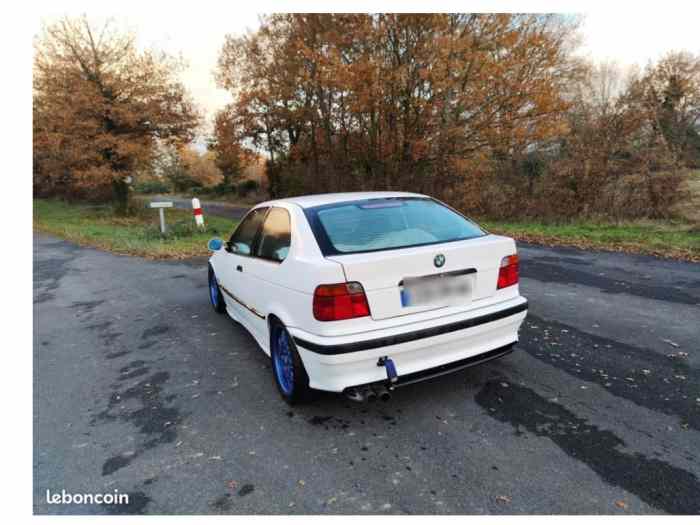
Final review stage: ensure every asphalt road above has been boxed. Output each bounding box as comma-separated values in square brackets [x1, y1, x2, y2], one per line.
[156, 195, 250, 221]
[33, 231, 700, 515]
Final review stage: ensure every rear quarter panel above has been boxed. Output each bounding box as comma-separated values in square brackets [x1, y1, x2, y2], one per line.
[242, 204, 346, 336]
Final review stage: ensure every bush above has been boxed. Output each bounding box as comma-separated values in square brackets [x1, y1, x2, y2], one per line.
[211, 182, 237, 196]
[140, 217, 224, 240]
[237, 179, 259, 197]
[134, 179, 170, 194]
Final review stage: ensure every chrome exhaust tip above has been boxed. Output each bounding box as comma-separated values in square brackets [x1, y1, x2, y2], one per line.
[362, 385, 378, 402]
[374, 384, 391, 402]
[344, 387, 365, 403]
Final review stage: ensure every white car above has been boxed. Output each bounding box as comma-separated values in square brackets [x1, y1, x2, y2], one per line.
[207, 192, 527, 404]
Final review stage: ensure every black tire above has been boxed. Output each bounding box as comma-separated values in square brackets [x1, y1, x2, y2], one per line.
[269, 319, 313, 404]
[208, 264, 226, 314]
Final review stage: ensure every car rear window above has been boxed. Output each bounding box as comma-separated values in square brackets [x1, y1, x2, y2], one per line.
[305, 197, 485, 255]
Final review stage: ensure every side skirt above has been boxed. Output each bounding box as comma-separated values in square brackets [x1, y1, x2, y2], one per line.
[226, 306, 271, 356]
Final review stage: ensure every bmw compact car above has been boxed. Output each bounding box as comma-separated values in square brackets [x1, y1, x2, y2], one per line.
[207, 192, 527, 404]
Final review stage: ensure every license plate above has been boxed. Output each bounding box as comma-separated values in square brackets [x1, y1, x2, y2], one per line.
[400, 271, 474, 307]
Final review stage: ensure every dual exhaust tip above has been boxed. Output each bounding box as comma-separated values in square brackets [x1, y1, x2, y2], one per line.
[345, 384, 391, 403]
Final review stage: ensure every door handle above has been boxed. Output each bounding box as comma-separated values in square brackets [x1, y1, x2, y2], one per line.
[236, 265, 243, 272]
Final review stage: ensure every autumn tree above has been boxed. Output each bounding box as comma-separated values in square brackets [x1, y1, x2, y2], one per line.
[33, 16, 200, 214]
[180, 148, 223, 188]
[541, 61, 645, 217]
[519, 56, 693, 220]
[149, 144, 222, 192]
[215, 14, 581, 209]
[611, 53, 699, 217]
[634, 52, 700, 168]
[208, 106, 253, 191]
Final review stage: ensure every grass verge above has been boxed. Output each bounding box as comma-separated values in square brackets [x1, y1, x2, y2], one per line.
[34, 198, 238, 259]
[137, 191, 259, 207]
[483, 219, 700, 262]
[34, 199, 700, 262]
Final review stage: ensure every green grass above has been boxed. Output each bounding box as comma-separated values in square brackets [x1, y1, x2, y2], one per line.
[483, 219, 700, 261]
[34, 198, 238, 259]
[34, 198, 700, 262]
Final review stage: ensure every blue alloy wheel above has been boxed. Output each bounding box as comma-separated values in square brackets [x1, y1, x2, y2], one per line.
[208, 264, 226, 314]
[273, 325, 295, 396]
[209, 271, 219, 307]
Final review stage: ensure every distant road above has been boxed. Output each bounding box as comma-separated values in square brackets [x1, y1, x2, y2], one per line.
[154, 195, 250, 221]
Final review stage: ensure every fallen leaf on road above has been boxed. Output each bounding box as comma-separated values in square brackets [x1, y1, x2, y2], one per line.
[615, 500, 628, 510]
[496, 495, 512, 504]
[298, 479, 305, 486]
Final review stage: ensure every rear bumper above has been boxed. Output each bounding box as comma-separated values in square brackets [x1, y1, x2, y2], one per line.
[290, 297, 527, 392]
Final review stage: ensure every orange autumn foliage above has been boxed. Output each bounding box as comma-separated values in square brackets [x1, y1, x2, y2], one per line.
[215, 14, 582, 206]
[33, 16, 201, 213]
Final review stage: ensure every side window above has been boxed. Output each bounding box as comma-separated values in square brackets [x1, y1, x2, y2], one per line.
[228, 207, 268, 255]
[256, 207, 291, 262]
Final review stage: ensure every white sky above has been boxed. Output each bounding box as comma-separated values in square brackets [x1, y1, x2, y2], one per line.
[34, 2, 700, 126]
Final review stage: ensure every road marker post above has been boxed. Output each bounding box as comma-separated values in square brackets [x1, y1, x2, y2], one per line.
[148, 201, 174, 234]
[192, 198, 204, 229]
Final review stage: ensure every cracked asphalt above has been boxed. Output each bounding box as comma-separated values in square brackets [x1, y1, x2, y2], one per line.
[33, 233, 699, 514]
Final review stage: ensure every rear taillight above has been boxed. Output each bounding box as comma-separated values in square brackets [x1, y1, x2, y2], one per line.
[497, 254, 519, 289]
[313, 282, 371, 321]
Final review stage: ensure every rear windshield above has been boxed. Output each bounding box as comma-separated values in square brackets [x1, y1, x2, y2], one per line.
[305, 197, 486, 255]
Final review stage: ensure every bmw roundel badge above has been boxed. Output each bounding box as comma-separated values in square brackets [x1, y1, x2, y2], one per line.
[434, 254, 446, 268]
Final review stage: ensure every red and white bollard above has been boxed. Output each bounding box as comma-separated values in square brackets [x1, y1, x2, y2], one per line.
[192, 198, 204, 228]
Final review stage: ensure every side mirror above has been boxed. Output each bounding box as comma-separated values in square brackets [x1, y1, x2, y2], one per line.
[207, 238, 223, 251]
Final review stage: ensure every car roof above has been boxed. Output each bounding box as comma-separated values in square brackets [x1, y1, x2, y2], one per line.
[259, 191, 428, 209]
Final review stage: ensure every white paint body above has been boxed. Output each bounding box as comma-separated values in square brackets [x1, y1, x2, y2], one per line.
[209, 192, 527, 392]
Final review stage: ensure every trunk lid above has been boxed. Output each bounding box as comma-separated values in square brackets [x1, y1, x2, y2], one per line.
[327, 234, 516, 320]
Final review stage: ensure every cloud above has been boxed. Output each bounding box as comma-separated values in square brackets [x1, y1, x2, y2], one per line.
[578, 9, 700, 67]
